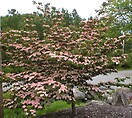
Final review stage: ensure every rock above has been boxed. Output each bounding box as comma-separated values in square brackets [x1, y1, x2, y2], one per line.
[87, 100, 108, 106]
[112, 88, 129, 106]
[128, 104, 132, 108]
[107, 96, 113, 105]
[72, 86, 85, 100]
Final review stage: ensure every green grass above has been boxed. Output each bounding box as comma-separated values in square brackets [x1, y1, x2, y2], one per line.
[44, 100, 71, 114]
[117, 67, 132, 71]
[3, 91, 70, 117]
[3, 91, 86, 118]
[4, 100, 72, 118]
[4, 99, 87, 118]
[4, 108, 27, 118]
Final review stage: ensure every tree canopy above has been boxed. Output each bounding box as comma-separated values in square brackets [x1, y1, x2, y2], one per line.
[97, 0, 132, 34]
[96, 0, 132, 67]
[0, 1, 130, 116]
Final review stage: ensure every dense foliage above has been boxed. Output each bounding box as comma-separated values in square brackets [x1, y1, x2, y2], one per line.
[1, 4, 82, 39]
[97, 0, 132, 34]
[96, 0, 132, 68]
[0, 1, 131, 117]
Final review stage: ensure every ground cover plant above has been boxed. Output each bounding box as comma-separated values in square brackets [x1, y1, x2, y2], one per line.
[0, 1, 129, 117]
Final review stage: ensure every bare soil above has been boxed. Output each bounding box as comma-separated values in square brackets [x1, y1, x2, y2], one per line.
[38, 104, 132, 118]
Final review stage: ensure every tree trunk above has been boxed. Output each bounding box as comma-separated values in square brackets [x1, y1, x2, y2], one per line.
[71, 101, 75, 117]
[0, 43, 4, 118]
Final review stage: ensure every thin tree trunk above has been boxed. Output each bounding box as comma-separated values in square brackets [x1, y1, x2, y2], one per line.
[71, 101, 75, 117]
[0, 43, 4, 118]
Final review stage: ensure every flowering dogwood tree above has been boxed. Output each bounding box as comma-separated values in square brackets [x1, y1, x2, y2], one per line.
[1, 2, 126, 116]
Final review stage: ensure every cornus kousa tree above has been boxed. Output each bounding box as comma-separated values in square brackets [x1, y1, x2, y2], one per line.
[1, 2, 127, 116]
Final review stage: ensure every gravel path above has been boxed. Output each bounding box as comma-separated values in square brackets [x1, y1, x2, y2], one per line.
[38, 104, 132, 118]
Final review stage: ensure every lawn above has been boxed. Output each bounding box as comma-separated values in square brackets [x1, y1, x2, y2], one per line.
[4, 100, 72, 118]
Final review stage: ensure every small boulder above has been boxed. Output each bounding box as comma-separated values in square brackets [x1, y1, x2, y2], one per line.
[112, 88, 129, 106]
[72, 86, 85, 100]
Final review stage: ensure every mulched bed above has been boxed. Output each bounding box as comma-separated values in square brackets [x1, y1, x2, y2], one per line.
[38, 104, 132, 118]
